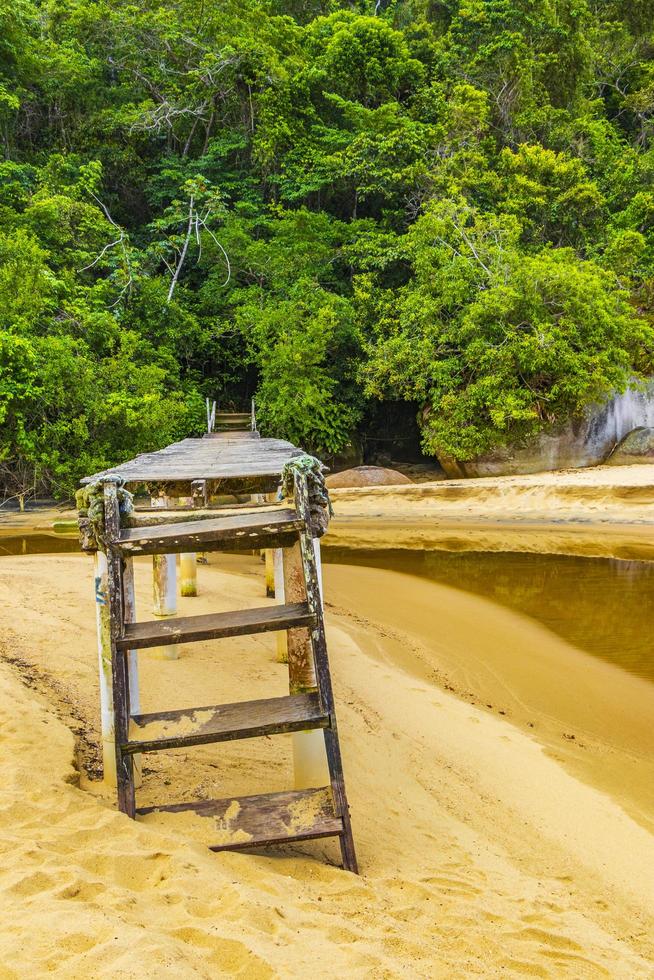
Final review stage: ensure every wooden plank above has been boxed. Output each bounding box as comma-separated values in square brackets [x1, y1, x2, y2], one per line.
[126, 504, 281, 528]
[214, 413, 251, 423]
[116, 509, 304, 556]
[137, 787, 343, 850]
[116, 601, 316, 651]
[81, 437, 307, 485]
[125, 692, 328, 753]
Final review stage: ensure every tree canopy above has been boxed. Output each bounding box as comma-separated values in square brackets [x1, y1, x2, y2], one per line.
[1, 0, 653, 501]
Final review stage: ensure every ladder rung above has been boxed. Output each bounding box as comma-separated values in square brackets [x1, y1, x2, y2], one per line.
[137, 787, 343, 850]
[116, 508, 303, 555]
[117, 602, 315, 651]
[125, 692, 329, 753]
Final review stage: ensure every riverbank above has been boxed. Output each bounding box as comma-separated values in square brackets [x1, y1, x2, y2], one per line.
[4, 463, 653, 562]
[329, 462, 654, 524]
[0, 552, 652, 976]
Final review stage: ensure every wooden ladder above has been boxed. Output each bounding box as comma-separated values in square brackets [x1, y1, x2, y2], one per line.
[101, 474, 358, 873]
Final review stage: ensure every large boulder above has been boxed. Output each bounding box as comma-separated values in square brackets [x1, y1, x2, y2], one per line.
[325, 466, 412, 489]
[437, 381, 654, 478]
[607, 427, 654, 465]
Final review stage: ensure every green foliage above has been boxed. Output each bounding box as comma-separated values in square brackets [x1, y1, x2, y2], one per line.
[361, 200, 654, 458]
[239, 282, 361, 454]
[0, 0, 654, 500]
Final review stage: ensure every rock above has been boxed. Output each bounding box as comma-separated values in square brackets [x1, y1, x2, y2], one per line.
[325, 466, 413, 489]
[607, 427, 654, 465]
[436, 380, 654, 478]
[323, 437, 364, 471]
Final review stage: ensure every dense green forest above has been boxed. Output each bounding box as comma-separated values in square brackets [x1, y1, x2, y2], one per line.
[1, 0, 653, 501]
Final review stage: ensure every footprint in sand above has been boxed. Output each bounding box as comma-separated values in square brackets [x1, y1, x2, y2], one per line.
[6, 870, 56, 897]
[420, 874, 483, 899]
[169, 928, 273, 975]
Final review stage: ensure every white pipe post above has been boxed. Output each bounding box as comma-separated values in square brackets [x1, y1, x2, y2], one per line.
[94, 550, 116, 787]
[152, 554, 179, 660]
[264, 548, 275, 598]
[283, 540, 330, 790]
[122, 557, 142, 788]
[180, 553, 198, 596]
[150, 495, 179, 659]
[176, 495, 198, 597]
[274, 548, 287, 664]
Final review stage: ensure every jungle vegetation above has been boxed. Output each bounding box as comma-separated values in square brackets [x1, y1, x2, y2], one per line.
[1, 0, 653, 501]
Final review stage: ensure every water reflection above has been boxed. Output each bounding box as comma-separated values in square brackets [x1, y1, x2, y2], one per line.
[2, 531, 652, 685]
[322, 546, 654, 684]
[0, 534, 80, 557]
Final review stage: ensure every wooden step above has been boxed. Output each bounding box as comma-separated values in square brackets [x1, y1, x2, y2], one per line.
[124, 692, 329, 753]
[116, 602, 315, 651]
[137, 787, 343, 851]
[214, 413, 251, 423]
[116, 508, 303, 555]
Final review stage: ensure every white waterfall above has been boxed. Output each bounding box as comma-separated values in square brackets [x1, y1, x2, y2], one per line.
[583, 382, 654, 464]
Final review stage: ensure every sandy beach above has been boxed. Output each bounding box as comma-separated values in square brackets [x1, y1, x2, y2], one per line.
[328, 463, 654, 524]
[0, 542, 652, 977]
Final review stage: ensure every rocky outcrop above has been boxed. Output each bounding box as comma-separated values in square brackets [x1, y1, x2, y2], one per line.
[437, 381, 654, 478]
[607, 427, 654, 466]
[325, 466, 412, 489]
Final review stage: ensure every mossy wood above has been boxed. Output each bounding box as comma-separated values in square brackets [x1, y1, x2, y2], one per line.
[84, 435, 357, 872]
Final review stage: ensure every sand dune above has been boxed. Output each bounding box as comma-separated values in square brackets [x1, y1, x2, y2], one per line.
[0, 553, 652, 977]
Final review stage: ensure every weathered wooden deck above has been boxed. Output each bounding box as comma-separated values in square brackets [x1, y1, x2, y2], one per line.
[82, 435, 306, 495]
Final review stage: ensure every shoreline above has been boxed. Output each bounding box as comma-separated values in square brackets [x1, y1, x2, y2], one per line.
[322, 562, 654, 836]
[324, 515, 654, 560]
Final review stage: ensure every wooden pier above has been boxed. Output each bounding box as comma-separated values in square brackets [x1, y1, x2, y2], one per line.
[78, 429, 358, 872]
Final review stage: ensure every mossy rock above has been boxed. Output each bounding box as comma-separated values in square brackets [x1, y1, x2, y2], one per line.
[607, 427, 654, 466]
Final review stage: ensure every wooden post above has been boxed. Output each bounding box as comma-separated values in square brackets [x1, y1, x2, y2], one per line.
[94, 549, 116, 788]
[122, 558, 142, 788]
[180, 553, 198, 596]
[292, 474, 358, 872]
[283, 540, 329, 789]
[104, 481, 135, 817]
[151, 554, 179, 659]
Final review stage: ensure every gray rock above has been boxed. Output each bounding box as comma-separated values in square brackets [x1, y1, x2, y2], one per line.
[607, 427, 654, 466]
[437, 381, 654, 477]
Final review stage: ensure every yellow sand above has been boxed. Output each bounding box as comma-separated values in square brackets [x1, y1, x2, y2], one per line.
[0, 552, 653, 977]
[329, 462, 654, 524]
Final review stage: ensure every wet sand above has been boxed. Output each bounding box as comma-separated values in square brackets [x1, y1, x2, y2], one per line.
[0, 552, 652, 977]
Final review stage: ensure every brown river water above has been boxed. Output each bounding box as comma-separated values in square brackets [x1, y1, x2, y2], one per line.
[2, 528, 652, 686]
[323, 546, 654, 685]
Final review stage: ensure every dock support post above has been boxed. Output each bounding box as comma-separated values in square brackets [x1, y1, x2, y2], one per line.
[152, 554, 179, 659]
[122, 558, 142, 787]
[274, 548, 287, 663]
[283, 541, 329, 789]
[94, 550, 116, 787]
[180, 553, 198, 597]
[265, 549, 275, 598]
